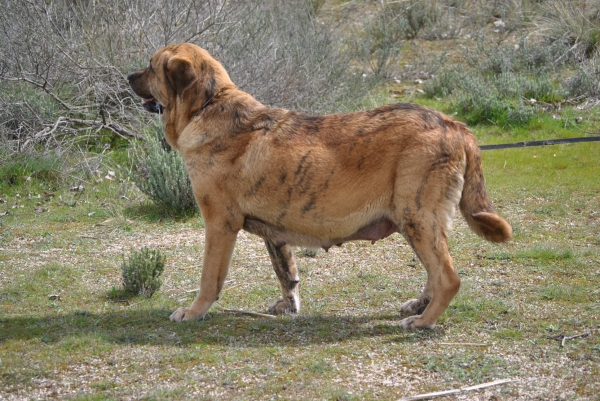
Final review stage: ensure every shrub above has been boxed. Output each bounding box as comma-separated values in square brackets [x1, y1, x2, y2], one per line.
[495, 72, 561, 103]
[565, 58, 600, 98]
[452, 76, 506, 125]
[132, 124, 197, 215]
[0, 0, 385, 155]
[300, 248, 319, 258]
[218, 1, 379, 114]
[452, 74, 536, 127]
[121, 247, 166, 298]
[364, 0, 451, 75]
[426, 62, 561, 127]
[533, 0, 600, 58]
[423, 68, 464, 98]
[467, 38, 571, 76]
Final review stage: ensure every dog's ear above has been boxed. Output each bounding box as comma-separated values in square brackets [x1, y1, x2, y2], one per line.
[166, 56, 196, 94]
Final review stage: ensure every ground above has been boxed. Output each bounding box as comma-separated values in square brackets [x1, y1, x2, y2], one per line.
[1, 142, 599, 399]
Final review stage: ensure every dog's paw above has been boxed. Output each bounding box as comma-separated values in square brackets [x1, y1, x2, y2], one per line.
[399, 315, 435, 330]
[170, 307, 204, 322]
[400, 297, 430, 316]
[268, 297, 298, 315]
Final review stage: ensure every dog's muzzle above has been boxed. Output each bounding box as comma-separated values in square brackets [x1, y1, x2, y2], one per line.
[127, 71, 164, 114]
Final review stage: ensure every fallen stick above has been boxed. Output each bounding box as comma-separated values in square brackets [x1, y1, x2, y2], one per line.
[77, 235, 99, 240]
[561, 331, 590, 347]
[397, 378, 514, 401]
[217, 307, 277, 319]
[438, 342, 488, 347]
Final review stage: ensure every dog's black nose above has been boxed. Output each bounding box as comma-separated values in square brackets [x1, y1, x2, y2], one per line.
[126, 73, 133, 81]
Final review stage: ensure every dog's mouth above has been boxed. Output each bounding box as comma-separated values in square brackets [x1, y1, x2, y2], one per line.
[142, 97, 164, 114]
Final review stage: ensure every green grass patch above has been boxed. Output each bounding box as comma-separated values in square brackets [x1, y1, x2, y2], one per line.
[481, 142, 600, 193]
[423, 353, 508, 382]
[0, 151, 63, 190]
[539, 284, 589, 303]
[486, 245, 574, 262]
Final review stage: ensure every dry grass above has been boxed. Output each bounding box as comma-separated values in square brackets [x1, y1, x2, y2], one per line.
[1, 137, 599, 400]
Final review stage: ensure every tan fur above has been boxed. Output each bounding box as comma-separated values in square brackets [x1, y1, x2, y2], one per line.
[128, 43, 511, 329]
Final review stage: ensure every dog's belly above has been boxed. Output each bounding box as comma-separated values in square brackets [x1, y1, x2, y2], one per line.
[243, 216, 398, 250]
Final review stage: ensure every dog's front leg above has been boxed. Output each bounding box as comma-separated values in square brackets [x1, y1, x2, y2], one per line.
[170, 224, 238, 322]
[264, 239, 300, 314]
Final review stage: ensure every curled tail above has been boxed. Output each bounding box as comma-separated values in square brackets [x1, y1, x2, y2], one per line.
[459, 135, 512, 243]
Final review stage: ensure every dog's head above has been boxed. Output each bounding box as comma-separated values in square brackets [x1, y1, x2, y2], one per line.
[128, 43, 234, 117]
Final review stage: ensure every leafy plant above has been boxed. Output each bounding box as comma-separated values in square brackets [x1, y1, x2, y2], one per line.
[121, 247, 166, 298]
[132, 124, 197, 215]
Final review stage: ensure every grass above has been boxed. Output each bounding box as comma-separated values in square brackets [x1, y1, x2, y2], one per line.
[1, 114, 599, 400]
[2, 4, 600, 399]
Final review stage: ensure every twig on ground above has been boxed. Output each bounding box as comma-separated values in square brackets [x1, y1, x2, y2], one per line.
[397, 379, 514, 401]
[216, 306, 277, 319]
[547, 331, 591, 347]
[438, 342, 488, 347]
[562, 331, 591, 347]
[126, 300, 145, 308]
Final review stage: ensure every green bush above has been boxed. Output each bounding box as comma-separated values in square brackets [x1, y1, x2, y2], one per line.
[423, 68, 464, 98]
[566, 58, 600, 98]
[425, 65, 563, 127]
[495, 72, 561, 103]
[450, 74, 537, 127]
[469, 39, 569, 76]
[132, 124, 197, 215]
[121, 247, 165, 298]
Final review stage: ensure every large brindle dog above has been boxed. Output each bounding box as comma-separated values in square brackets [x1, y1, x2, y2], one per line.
[128, 43, 511, 329]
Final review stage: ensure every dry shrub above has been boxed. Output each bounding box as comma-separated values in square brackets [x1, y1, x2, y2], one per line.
[533, 0, 600, 58]
[0, 0, 384, 156]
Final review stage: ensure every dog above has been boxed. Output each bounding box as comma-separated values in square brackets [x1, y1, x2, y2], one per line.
[128, 43, 511, 329]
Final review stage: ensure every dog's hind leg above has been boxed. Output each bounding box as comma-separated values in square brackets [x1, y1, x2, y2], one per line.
[170, 225, 238, 322]
[264, 239, 300, 314]
[399, 212, 460, 329]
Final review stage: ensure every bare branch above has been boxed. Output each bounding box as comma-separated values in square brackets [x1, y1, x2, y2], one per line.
[397, 379, 515, 401]
[61, 117, 144, 141]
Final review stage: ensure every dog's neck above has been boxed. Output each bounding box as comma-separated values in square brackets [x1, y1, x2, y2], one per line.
[165, 87, 267, 150]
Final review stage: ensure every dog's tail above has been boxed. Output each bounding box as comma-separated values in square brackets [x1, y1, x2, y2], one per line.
[459, 134, 512, 243]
